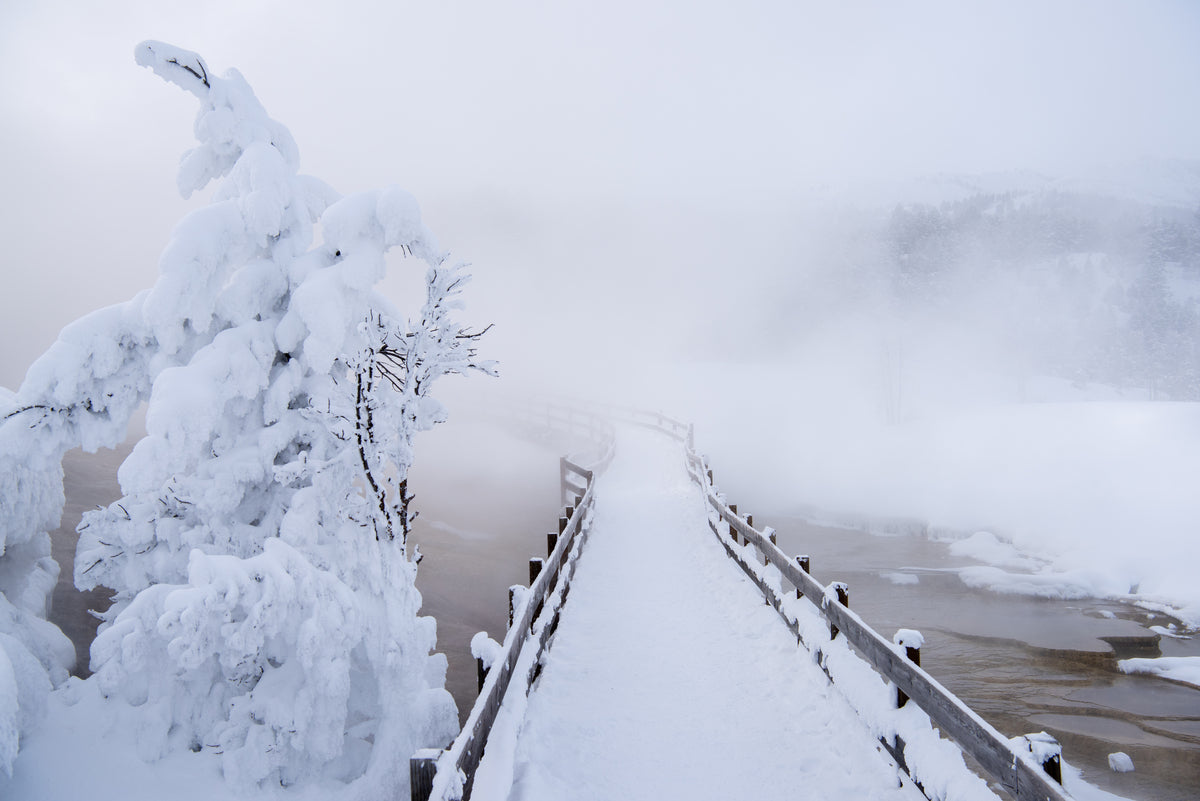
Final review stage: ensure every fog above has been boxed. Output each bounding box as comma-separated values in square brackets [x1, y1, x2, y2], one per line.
[4, 1, 1200, 398]
[4, 2, 1200, 614]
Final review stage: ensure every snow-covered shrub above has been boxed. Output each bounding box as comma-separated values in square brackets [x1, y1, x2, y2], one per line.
[0, 41, 314, 777]
[2, 41, 491, 793]
[0, 394, 81, 777]
[0, 275, 172, 775]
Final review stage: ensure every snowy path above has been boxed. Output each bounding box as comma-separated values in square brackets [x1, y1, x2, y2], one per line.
[479, 427, 922, 801]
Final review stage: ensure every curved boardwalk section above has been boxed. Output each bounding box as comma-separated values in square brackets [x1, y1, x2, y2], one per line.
[475, 427, 922, 801]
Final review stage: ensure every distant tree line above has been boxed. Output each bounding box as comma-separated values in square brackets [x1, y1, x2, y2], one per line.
[885, 191, 1200, 399]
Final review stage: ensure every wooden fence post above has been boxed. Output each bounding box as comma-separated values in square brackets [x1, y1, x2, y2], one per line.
[1045, 753, 1064, 785]
[729, 505, 738, 545]
[763, 526, 776, 569]
[410, 749, 439, 801]
[558, 515, 569, 535]
[1020, 732, 1064, 785]
[529, 558, 545, 632]
[795, 555, 810, 599]
[476, 656, 488, 693]
[508, 585, 522, 628]
[893, 630, 924, 708]
[829, 582, 849, 640]
[547, 531, 558, 556]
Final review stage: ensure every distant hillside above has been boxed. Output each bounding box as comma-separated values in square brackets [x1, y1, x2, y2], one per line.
[876, 164, 1200, 399]
[853, 159, 1200, 210]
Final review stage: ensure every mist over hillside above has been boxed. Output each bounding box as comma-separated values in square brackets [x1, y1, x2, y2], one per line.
[737, 160, 1200, 410]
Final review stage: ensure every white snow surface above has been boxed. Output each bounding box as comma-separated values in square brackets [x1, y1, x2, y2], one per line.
[471, 632, 502, 671]
[473, 428, 927, 801]
[1107, 752, 1134, 774]
[1117, 656, 1200, 689]
[0, 676, 423, 801]
[893, 629, 925, 650]
[948, 532, 1042, 571]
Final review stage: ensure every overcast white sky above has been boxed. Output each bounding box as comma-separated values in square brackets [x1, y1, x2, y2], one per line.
[3, 0, 1199, 390]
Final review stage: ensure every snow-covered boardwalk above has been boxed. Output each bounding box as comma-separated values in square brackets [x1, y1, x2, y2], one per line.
[475, 428, 922, 801]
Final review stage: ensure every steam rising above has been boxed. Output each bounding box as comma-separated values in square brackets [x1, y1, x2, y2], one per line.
[2, 1, 1199, 621]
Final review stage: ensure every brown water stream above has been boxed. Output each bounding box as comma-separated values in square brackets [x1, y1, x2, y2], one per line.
[46, 418, 572, 709]
[767, 517, 1200, 801]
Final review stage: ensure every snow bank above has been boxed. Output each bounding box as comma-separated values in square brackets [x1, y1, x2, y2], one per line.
[1117, 656, 1200, 689]
[948, 531, 1041, 570]
[794, 400, 1200, 625]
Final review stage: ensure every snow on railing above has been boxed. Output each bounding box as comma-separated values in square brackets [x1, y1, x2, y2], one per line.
[675, 435, 1076, 801]
[409, 408, 613, 801]
[562, 399, 692, 444]
[412, 406, 1072, 801]
[482, 397, 617, 491]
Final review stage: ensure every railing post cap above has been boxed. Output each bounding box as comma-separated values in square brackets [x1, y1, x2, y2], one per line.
[893, 629, 925, 650]
[1017, 731, 1062, 760]
[412, 748, 441, 759]
[821, 582, 848, 611]
[471, 632, 502, 669]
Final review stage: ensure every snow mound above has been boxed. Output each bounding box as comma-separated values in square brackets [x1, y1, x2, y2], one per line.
[1118, 656, 1200, 689]
[1107, 752, 1134, 773]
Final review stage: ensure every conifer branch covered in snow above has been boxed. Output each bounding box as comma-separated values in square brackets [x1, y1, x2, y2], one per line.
[341, 264, 498, 545]
[0, 40, 489, 793]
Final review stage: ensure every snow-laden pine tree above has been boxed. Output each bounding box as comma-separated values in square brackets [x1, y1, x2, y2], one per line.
[0, 392, 76, 777]
[1, 41, 491, 793]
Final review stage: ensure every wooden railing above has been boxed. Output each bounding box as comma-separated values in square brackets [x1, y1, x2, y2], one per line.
[485, 398, 617, 461]
[549, 398, 691, 444]
[409, 406, 614, 801]
[679, 440, 1075, 801]
[410, 404, 1074, 801]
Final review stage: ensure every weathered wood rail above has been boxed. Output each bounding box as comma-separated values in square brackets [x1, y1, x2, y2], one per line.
[487, 399, 618, 493]
[675, 427, 1075, 801]
[408, 403, 1075, 801]
[409, 405, 615, 801]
